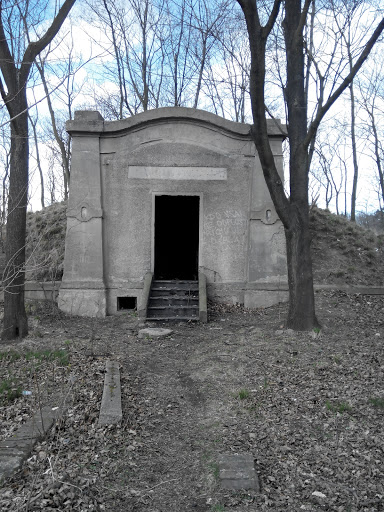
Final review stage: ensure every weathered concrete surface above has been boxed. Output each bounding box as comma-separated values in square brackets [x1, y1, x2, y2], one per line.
[98, 360, 122, 426]
[198, 272, 208, 323]
[138, 272, 153, 319]
[218, 453, 260, 491]
[138, 328, 173, 339]
[0, 281, 60, 302]
[0, 405, 61, 483]
[60, 107, 288, 316]
[245, 289, 289, 309]
[59, 111, 106, 318]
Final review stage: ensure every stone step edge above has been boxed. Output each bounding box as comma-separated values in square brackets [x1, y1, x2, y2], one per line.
[149, 294, 199, 299]
[149, 297, 198, 302]
[146, 316, 199, 321]
[147, 305, 199, 310]
[152, 280, 198, 284]
[151, 282, 198, 288]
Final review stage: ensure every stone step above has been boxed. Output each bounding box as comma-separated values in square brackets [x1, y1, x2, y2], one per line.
[147, 305, 199, 319]
[146, 316, 199, 322]
[149, 296, 199, 307]
[151, 280, 198, 291]
[147, 280, 200, 321]
[150, 288, 198, 298]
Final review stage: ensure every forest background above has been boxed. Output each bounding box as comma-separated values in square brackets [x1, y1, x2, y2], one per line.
[0, 0, 383, 232]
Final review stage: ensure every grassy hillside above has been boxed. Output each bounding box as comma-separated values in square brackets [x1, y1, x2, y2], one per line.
[310, 207, 384, 286]
[25, 201, 67, 282]
[2, 202, 384, 286]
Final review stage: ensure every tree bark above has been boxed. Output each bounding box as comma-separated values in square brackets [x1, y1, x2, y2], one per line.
[282, 0, 318, 329]
[349, 83, 359, 222]
[2, 94, 29, 340]
[285, 204, 318, 329]
[0, 0, 76, 341]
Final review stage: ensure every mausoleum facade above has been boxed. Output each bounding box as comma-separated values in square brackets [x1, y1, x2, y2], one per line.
[58, 108, 288, 317]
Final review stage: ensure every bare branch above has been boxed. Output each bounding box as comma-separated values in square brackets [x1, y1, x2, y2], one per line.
[305, 16, 384, 149]
[20, 0, 76, 85]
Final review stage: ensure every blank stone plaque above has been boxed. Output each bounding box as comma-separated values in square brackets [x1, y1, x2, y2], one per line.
[217, 453, 260, 491]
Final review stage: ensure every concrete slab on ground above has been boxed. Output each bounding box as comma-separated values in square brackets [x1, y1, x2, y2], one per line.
[218, 453, 260, 491]
[138, 328, 173, 339]
[98, 360, 122, 426]
[0, 405, 61, 483]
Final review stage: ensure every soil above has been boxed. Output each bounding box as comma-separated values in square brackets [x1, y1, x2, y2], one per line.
[309, 207, 384, 286]
[1, 291, 384, 511]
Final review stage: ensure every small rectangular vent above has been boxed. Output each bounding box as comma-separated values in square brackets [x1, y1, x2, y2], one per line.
[117, 296, 137, 311]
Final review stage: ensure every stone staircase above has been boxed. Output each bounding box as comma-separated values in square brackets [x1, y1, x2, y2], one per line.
[146, 280, 199, 321]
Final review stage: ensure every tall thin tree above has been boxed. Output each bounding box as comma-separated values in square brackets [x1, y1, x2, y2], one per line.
[237, 0, 384, 329]
[0, 0, 76, 341]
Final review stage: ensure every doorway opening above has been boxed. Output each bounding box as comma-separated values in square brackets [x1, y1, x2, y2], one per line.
[154, 195, 199, 280]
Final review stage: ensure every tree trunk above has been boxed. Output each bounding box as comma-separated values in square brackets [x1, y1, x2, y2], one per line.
[2, 96, 29, 340]
[0, 0, 76, 341]
[349, 83, 359, 222]
[283, 0, 319, 329]
[285, 207, 318, 329]
[30, 114, 45, 209]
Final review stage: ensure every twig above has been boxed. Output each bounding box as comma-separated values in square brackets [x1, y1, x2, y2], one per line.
[141, 478, 178, 497]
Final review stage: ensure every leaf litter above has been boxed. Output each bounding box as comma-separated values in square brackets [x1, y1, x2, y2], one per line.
[0, 290, 383, 511]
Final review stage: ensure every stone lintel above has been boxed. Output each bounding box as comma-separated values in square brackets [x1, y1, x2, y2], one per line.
[128, 166, 227, 181]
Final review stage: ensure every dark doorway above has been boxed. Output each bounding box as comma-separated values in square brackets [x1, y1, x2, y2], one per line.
[154, 195, 199, 280]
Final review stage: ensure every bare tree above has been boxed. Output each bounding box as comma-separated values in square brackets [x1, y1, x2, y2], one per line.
[237, 0, 384, 329]
[331, 0, 372, 221]
[29, 110, 45, 210]
[0, 116, 10, 252]
[311, 123, 347, 214]
[34, 28, 89, 200]
[0, 0, 76, 341]
[215, 10, 252, 122]
[358, 59, 384, 209]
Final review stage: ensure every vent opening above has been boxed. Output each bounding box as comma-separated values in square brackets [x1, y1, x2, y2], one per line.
[117, 297, 137, 311]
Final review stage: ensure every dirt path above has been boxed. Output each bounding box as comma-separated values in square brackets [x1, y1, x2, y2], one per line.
[107, 320, 258, 511]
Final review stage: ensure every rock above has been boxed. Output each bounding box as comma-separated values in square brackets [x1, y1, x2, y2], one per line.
[138, 328, 173, 339]
[312, 491, 326, 499]
[38, 451, 46, 461]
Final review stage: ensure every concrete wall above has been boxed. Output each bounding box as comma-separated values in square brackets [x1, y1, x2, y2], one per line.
[0, 282, 60, 302]
[59, 107, 288, 316]
[2, 282, 384, 309]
